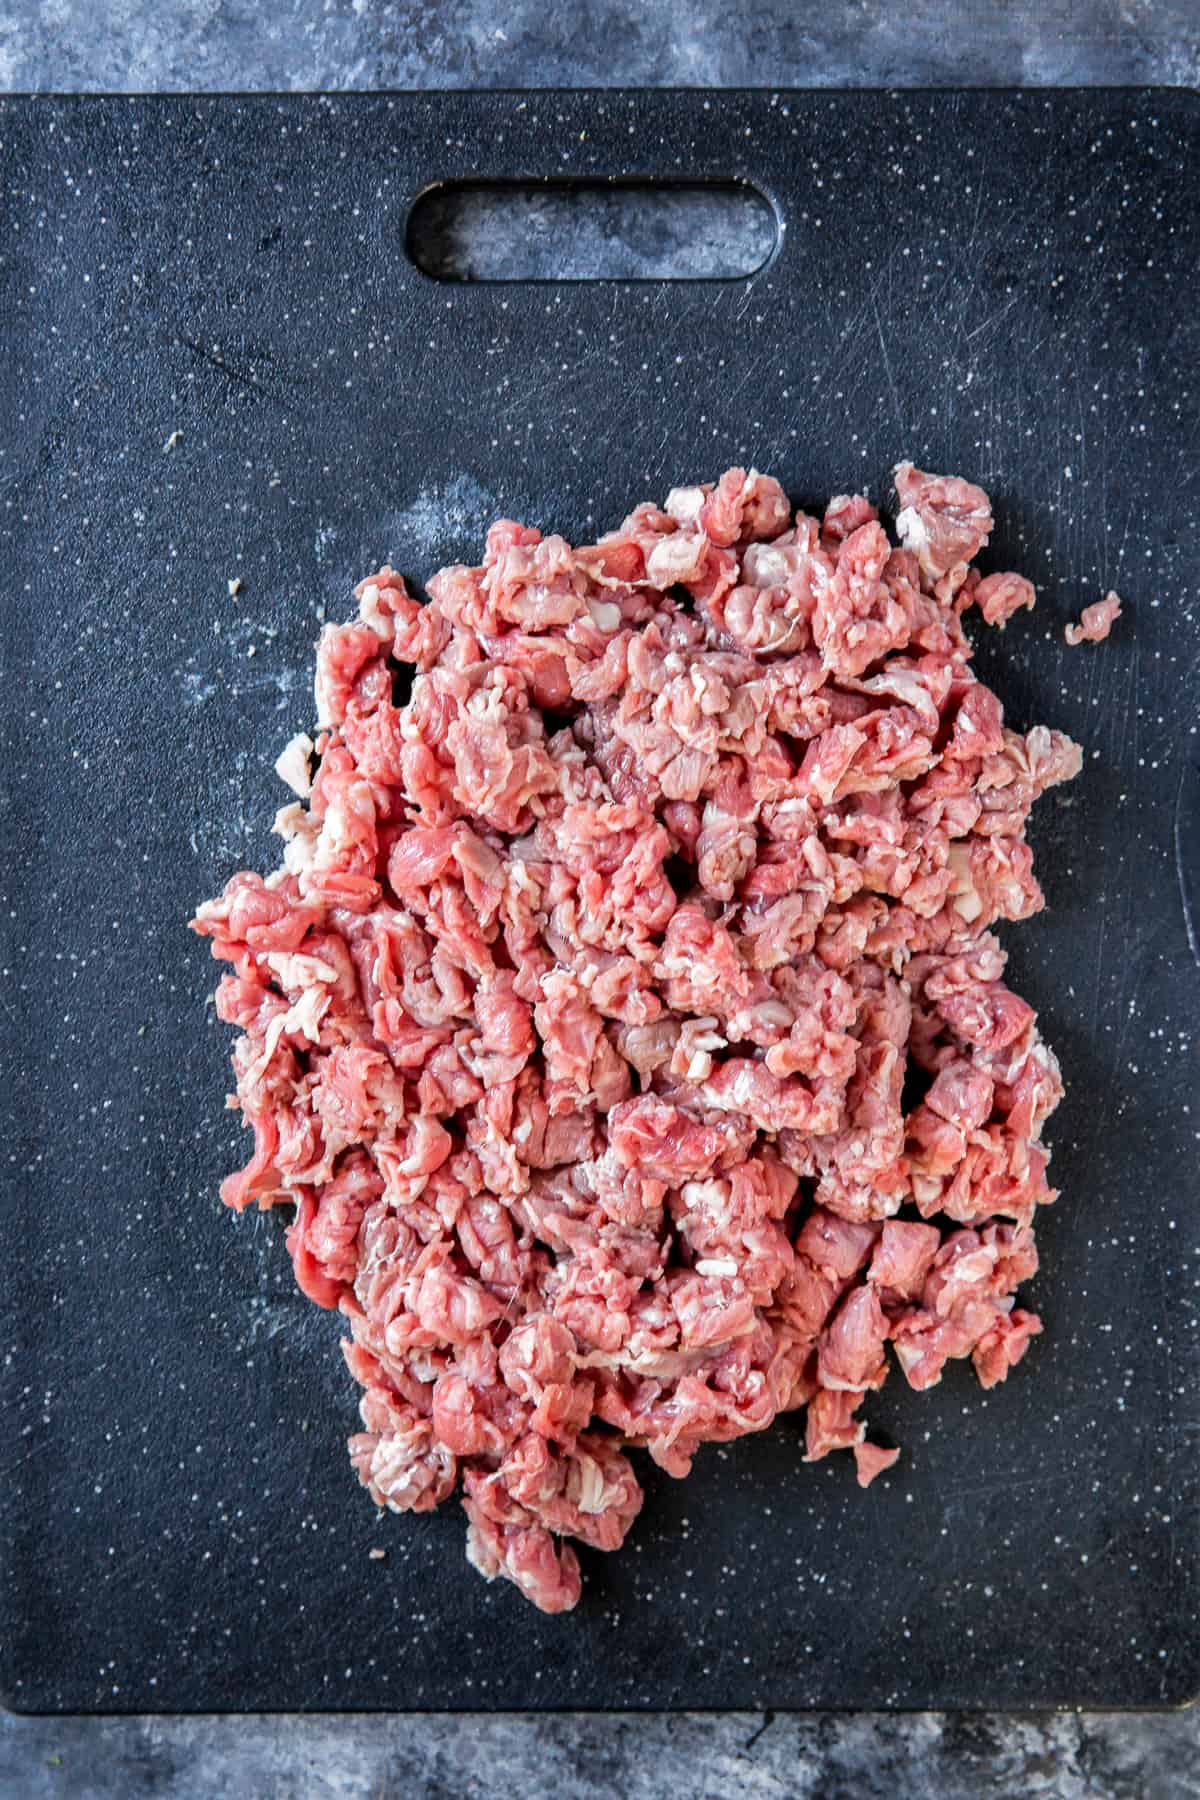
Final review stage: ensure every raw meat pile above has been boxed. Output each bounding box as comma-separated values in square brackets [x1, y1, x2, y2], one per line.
[192, 462, 1082, 1613]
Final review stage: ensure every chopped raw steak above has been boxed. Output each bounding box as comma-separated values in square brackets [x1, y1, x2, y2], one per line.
[192, 462, 1082, 1612]
[1065, 591, 1122, 646]
[854, 1440, 901, 1487]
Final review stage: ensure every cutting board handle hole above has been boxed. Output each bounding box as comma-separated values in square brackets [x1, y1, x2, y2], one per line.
[406, 180, 777, 282]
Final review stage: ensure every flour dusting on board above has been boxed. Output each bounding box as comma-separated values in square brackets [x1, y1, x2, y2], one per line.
[383, 473, 498, 565]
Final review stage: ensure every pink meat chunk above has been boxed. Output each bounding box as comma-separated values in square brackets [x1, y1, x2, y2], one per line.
[1065, 591, 1122, 646]
[192, 464, 1079, 1612]
[854, 1441, 902, 1488]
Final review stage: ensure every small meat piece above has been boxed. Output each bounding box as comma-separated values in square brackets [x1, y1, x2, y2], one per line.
[499, 1316, 577, 1399]
[817, 1286, 889, 1391]
[194, 457, 1077, 1611]
[973, 571, 1035, 628]
[804, 1386, 867, 1461]
[463, 1501, 583, 1614]
[794, 1208, 879, 1282]
[854, 1441, 901, 1487]
[1065, 591, 1122, 646]
[925, 1059, 995, 1132]
[972, 1308, 1043, 1387]
[868, 1221, 942, 1301]
[893, 462, 993, 599]
[349, 1389, 458, 1514]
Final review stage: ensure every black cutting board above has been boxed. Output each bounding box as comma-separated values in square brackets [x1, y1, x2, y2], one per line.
[2, 89, 1198, 1714]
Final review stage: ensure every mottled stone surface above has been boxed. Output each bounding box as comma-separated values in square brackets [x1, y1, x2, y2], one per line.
[1, 0, 1198, 90]
[3, 1708, 1199, 1798]
[2, 2, 1196, 1793]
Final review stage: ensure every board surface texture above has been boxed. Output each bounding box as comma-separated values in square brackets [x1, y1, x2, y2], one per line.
[1, 89, 1198, 1712]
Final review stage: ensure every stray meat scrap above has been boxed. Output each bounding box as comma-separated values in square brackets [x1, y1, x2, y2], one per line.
[1066, 591, 1123, 646]
[191, 462, 1081, 1613]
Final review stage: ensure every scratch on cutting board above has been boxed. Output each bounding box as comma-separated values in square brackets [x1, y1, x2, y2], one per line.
[176, 334, 289, 403]
[1174, 764, 1200, 970]
[938, 1462, 1103, 1509]
[870, 289, 902, 435]
[966, 295, 1019, 342]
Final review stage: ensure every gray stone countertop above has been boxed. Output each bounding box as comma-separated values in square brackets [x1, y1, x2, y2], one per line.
[2, 3, 1197, 1795]
[2, 0, 1199, 91]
